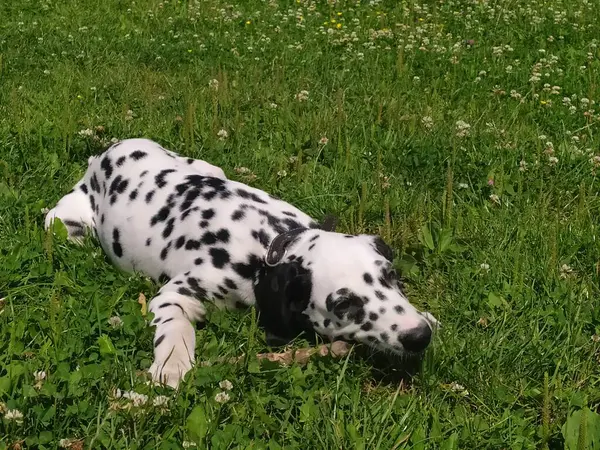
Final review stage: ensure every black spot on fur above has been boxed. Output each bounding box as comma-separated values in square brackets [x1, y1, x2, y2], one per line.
[160, 242, 172, 260]
[216, 229, 230, 243]
[100, 156, 113, 179]
[201, 231, 217, 245]
[154, 334, 166, 347]
[175, 236, 186, 249]
[252, 229, 271, 248]
[369, 312, 379, 321]
[194, 257, 204, 265]
[89, 195, 96, 213]
[394, 305, 405, 314]
[232, 254, 261, 279]
[162, 217, 175, 238]
[116, 156, 127, 167]
[282, 211, 297, 217]
[380, 332, 389, 343]
[80, 184, 88, 194]
[188, 278, 208, 299]
[155, 169, 176, 188]
[210, 248, 230, 268]
[324, 319, 331, 328]
[140, 170, 148, 177]
[145, 190, 155, 203]
[363, 273, 373, 285]
[90, 173, 101, 193]
[236, 189, 267, 204]
[112, 228, 123, 257]
[130, 150, 147, 160]
[185, 239, 201, 250]
[375, 290, 387, 301]
[150, 206, 171, 226]
[202, 209, 215, 220]
[224, 278, 237, 290]
[129, 189, 138, 201]
[309, 235, 319, 242]
[199, 221, 209, 228]
[308, 244, 316, 251]
[231, 210, 245, 221]
[391, 324, 398, 331]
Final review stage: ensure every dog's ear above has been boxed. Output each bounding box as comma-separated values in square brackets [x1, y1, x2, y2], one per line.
[372, 236, 394, 262]
[285, 269, 312, 313]
[265, 228, 307, 266]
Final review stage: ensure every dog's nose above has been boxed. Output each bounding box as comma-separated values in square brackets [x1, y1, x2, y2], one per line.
[398, 322, 432, 353]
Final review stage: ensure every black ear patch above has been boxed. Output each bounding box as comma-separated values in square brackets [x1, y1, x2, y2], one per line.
[254, 262, 317, 346]
[372, 236, 394, 262]
[265, 228, 307, 266]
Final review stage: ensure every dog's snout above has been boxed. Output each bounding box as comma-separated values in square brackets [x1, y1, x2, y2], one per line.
[398, 321, 432, 353]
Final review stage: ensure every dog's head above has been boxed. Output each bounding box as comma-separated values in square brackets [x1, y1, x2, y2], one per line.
[253, 228, 436, 356]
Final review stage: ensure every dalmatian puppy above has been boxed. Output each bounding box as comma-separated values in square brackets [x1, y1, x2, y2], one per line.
[45, 138, 438, 388]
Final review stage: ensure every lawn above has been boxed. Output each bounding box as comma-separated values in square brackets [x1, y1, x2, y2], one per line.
[1, 0, 600, 448]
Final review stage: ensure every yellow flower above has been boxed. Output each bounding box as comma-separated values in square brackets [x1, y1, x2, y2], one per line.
[245, 20, 251, 25]
[540, 100, 547, 105]
[337, 12, 342, 16]
[336, 23, 342, 29]
[419, 18, 424, 22]
[331, 18, 336, 23]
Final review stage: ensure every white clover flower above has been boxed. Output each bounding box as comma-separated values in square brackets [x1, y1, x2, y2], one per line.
[122, 391, 148, 407]
[480, 263, 490, 271]
[318, 136, 329, 145]
[295, 90, 309, 101]
[590, 155, 600, 168]
[3, 409, 24, 423]
[458, 182, 469, 189]
[269, 102, 278, 109]
[489, 194, 500, 204]
[108, 316, 123, 329]
[519, 160, 528, 172]
[455, 120, 471, 138]
[548, 156, 559, 166]
[214, 391, 230, 404]
[559, 264, 574, 279]
[421, 116, 434, 130]
[153, 395, 169, 407]
[277, 170, 287, 178]
[219, 380, 233, 391]
[217, 129, 229, 140]
[183, 442, 198, 448]
[209, 79, 219, 91]
[34, 370, 46, 383]
[78, 128, 94, 137]
[125, 109, 134, 121]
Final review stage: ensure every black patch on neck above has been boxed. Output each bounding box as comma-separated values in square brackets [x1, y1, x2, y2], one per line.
[253, 262, 317, 346]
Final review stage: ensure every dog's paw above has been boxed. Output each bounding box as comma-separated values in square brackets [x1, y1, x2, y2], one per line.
[149, 357, 193, 389]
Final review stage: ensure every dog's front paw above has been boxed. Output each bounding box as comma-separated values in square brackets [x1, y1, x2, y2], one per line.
[149, 357, 193, 389]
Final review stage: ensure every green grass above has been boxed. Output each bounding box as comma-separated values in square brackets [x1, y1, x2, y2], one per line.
[1, 0, 600, 448]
